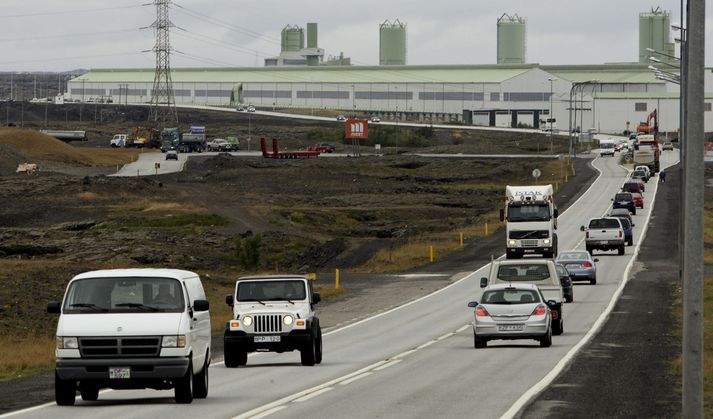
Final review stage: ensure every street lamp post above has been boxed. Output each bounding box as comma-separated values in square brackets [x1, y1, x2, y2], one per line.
[548, 77, 556, 153]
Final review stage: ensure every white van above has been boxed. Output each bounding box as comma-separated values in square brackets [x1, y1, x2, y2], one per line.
[47, 269, 211, 405]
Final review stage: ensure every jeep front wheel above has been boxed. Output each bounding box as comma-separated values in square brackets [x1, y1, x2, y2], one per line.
[301, 332, 317, 366]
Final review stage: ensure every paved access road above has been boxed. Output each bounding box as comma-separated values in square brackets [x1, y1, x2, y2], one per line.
[3, 150, 679, 419]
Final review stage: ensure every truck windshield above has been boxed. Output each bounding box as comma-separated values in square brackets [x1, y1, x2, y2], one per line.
[63, 277, 185, 314]
[507, 204, 551, 222]
[237, 280, 306, 302]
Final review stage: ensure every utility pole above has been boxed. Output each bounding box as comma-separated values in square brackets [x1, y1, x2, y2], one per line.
[148, 0, 178, 124]
[682, 0, 704, 416]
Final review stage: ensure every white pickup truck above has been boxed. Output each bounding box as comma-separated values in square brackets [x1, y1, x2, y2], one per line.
[581, 217, 625, 255]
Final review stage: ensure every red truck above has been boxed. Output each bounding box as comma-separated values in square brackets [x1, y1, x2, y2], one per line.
[261, 138, 321, 159]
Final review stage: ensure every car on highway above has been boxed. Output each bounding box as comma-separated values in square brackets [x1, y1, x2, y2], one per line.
[631, 169, 649, 183]
[662, 141, 674, 151]
[582, 217, 626, 255]
[308, 143, 336, 153]
[166, 150, 179, 160]
[247, 105, 256, 112]
[224, 275, 323, 367]
[555, 250, 598, 284]
[207, 138, 233, 152]
[47, 269, 212, 405]
[624, 178, 645, 193]
[336, 115, 346, 121]
[618, 217, 634, 246]
[554, 263, 574, 303]
[609, 208, 633, 225]
[634, 165, 652, 180]
[631, 192, 644, 209]
[370, 116, 381, 123]
[599, 143, 616, 157]
[468, 283, 554, 348]
[612, 192, 636, 215]
[236, 105, 245, 111]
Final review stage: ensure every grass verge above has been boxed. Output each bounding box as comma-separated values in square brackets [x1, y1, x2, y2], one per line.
[0, 336, 55, 382]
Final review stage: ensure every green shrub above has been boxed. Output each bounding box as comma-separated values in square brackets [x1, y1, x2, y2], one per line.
[236, 234, 262, 270]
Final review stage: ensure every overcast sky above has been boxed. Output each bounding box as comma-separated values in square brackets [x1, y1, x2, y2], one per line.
[0, 0, 709, 71]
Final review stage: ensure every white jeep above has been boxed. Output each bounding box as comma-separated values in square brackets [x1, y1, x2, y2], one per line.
[224, 275, 322, 367]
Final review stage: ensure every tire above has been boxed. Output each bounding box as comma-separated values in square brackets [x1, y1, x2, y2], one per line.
[539, 327, 552, 348]
[565, 294, 573, 303]
[618, 246, 625, 255]
[590, 276, 597, 285]
[314, 324, 323, 365]
[627, 238, 633, 246]
[474, 334, 487, 349]
[80, 383, 99, 401]
[55, 371, 76, 406]
[174, 361, 194, 404]
[301, 331, 317, 366]
[192, 354, 209, 399]
[632, 208, 636, 215]
[223, 343, 247, 368]
[553, 315, 564, 336]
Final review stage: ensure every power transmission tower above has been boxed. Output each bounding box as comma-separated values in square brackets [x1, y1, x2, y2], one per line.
[148, 0, 178, 124]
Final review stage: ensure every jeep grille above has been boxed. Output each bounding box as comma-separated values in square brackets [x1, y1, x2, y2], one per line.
[253, 314, 283, 333]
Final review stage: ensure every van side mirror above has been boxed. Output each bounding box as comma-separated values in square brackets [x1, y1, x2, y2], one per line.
[499, 209, 505, 222]
[553, 208, 559, 218]
[225, 294, 234, 307]
[193, 299, 209, 312]
[467, 301, 478, 308]
[593, 258, 599, 262]
[47, 301, 61, 314]
[312, 293, 321, 304]
[546, 300, 558, 307]
[480, 277, 488, 288]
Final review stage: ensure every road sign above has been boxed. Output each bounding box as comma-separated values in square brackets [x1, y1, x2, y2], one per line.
[346, 119, 368, 139]
[532, 168, 541, 179]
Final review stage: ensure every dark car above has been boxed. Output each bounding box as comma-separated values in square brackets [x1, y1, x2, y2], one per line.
[622, 180, 643, 194]
[619, 217, 634, 246]
[609, 208, 633, 225]
[554, 264, 574, 303]
[612, 192, 636, 215]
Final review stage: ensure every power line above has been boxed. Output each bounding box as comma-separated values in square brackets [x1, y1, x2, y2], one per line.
[174, 28, 271, 58]
[0, 29, 138, 43]
[0, 51, 143, 66]
[0, 4, 144, 18]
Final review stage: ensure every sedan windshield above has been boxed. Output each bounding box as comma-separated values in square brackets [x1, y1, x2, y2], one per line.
[482, 289, 541, 304]
[237, 280, 306, 302]
[63, 277, 185, 314]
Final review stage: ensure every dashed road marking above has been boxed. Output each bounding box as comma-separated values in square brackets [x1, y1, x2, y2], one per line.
[373, 359, 402, 371]
[339, 372, 372, 386]
[293, 387, 334, 403]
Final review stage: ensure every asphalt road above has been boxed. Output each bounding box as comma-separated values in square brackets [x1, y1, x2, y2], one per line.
[3, 149, 679, 419]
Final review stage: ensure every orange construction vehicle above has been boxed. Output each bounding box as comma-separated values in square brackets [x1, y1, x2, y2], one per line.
[636, 109, 658, 134]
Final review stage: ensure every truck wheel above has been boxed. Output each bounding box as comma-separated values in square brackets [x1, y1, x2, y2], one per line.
[474, 334, 487, 349]
[618, 246, 625, 255]
[192, 354, 209, 399]
[301, 331, 317, 366]
[55, 371, 77, 406]
[80, 383, 99, 401]
[539, 327, 552, 348]
[174, 361, 194, 404]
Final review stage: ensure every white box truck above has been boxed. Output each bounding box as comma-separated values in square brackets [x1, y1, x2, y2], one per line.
[501, 185, 559, 259]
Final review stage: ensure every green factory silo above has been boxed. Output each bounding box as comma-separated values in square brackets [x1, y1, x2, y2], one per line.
[497, 14, 526, 64]
[281, 24, 304, 53]
[639, 7, 675, 63]
[379, 20, 407, 66]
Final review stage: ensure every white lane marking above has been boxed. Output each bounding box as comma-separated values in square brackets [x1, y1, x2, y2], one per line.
[436, 332, 454, 341]
[456, 324, 470, 333]
[416, 340, 437, 350]
[249, 406, 287, 419]
[339, 372, 372, 386]
[373, 359, 402, 371]
[396, 273, 449, 278]
[500, 155, 679, 419]
[293, 387, 334, 403]
[394, 349, 417, 359]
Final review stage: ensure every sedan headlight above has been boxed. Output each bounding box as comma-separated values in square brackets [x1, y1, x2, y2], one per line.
[56, 336, 78, 349]
[242, 315, 253, 327]
[543, 239, 551, 245]
[162, 335, 186, 348]
[283, 315, 294, 325]
[508, 240, 516, 246]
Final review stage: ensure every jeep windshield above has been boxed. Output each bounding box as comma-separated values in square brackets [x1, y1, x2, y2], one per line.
[237, 280, 306, 302]
[63, 277, 185, 314]
[496, 264, 551, 282]
[506, 204, 551, 222]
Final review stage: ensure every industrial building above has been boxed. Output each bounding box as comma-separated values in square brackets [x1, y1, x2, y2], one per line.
[68, 7, 708, 134]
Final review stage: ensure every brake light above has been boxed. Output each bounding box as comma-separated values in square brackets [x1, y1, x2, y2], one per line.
[532, 305, 546, 316]
[551, 311, 559, 319]
[585, 231, 589, 239]
[582, 262, 593, 268]
[475, 306, 489, 317]
[619, 230, 622, 238]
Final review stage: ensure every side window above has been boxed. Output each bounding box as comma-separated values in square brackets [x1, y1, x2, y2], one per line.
[634, 102, 647, 112]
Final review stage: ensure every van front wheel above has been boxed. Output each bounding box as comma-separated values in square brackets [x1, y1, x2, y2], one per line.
[192, 355, 209, 399]
[55, 371, 76, 406]
[174, 361, 194, 404]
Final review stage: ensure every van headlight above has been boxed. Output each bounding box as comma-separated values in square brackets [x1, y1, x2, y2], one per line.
[56, 336, 78, 349]
[283, 315, 294, 325]
[162, 335, 186, 348]
[242, 316, 253, 327]
[543, 239, 551, 245]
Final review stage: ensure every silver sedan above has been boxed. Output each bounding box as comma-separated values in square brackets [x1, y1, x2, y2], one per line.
[555, 250, 598, 285]
[468, 283, 553, 348]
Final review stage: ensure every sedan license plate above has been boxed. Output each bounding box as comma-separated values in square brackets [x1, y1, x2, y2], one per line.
[254, 336, 280, 343]
[498, 324, 524, 332]
[109, 367, 130, 379]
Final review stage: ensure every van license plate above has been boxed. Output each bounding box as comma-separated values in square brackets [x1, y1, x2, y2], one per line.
[109, 367, 130, 379]
[498, 324, 524, 331]
[254, 336, 280, 343]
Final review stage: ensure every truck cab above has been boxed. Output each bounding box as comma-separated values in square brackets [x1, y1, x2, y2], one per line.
[480, 259, 565, 335]
[501, 185, 558, 259]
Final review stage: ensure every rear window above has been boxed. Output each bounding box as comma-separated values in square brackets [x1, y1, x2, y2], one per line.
[558, 252, 589, 260]
[481, 289, 541, 304]
[622, 183, 640, 192]
[615, 193, 632, 201]
[496, 264, 551, 282]
[589, 218, 621, 229]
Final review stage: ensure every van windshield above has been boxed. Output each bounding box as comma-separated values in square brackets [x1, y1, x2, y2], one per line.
[496, 264, 551, 282]
[237, 280, 306, 302]
[63, 277, 185, 314]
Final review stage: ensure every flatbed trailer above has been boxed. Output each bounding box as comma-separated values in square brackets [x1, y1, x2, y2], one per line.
[261, 138, 321, 159]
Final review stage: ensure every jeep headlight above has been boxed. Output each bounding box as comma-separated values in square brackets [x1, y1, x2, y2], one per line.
[508, 240, 516, 246]
[543, 239, 551, 245]
[56, 336, 78, 349]
[283, 315, 294, 325]
[242, 315, 253, 327]
[162, 335, 186, 348]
